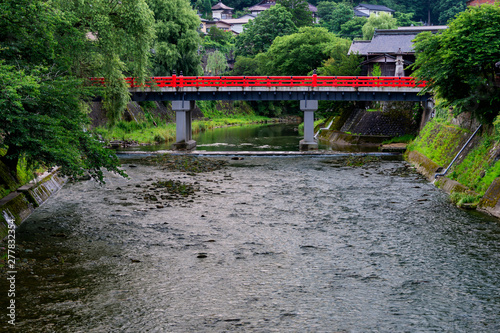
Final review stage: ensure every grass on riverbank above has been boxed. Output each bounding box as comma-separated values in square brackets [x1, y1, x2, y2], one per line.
[0, 149, 40, 199]
[382, 134, 416, 145]
[407, 118, 500, 197]
[297, 118, 326, 135]
[94, 114, 274, 144]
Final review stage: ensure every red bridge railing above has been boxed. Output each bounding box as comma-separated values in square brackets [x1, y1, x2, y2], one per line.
[90, 75, 426, 88]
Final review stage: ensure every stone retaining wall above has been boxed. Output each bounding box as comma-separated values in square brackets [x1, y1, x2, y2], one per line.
[0, 171, 65, 239]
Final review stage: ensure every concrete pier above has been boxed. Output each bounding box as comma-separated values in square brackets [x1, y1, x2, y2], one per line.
[299, 100, 318, 151]
[172, 100, 196, 150]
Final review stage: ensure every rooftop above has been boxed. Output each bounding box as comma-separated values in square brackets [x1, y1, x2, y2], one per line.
[349, 34, 419, 55]
[354, 9, 369, 17]
[219, 18, 254, 24]
[355, 3, 395, 12]
[212, 2, 234, 10]
[349, 26, 448, 55]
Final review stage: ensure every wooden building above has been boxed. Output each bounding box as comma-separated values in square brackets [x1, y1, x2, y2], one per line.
[349, 26, 447, 76]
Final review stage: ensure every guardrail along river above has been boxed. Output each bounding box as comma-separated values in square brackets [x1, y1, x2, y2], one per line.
[1, 155, 499, 332]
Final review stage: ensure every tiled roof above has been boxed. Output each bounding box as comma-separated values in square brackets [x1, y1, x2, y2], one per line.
[349, 27, 448, 55]
[219, 18, 253, 25]
[355, 3, 395, 12]
[349, 34, 418, 55]
[354, 9, 369, 17]
[212, 2, 234, 10]
[248, 5, 270, 11]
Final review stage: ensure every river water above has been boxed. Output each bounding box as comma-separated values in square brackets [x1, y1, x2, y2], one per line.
[1, 125, 500, 332]
[121, 123, 379, 152]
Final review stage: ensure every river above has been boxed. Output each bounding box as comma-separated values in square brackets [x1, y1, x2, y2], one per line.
[120, 123, 379, 152]
[1, 125, 500, 332]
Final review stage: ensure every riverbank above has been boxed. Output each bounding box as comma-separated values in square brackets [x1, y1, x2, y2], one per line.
[0, 169, 66, 239]
[91, 100, 300, 146]
[94, 115, 287, 147]
[405, 114, 500, 216]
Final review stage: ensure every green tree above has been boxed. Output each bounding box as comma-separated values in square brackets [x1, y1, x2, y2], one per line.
[206, 50, 229, 75]
[318, 2, 354, 33]
[260, 27, 351, 75]
[203, 27, 235, 54]
[54, 0, 155, 123]
[317, 53, 362, 76]
[208, 26, 234, 45]
[412, 4, 500, 121]
[433, 0, 467, 24]
[371, 63, 382, 76]
[223, 0, 255, 11]
[362, 12, 398, 40]
[147, 0, 203, 76]
[232, 56, 262, 75]
[339, 17, 367, 38]
[316, 1, 336, 19]
[235, 4, 297, 57]
[0, 0, 157, 182]
[395, 12, 420, 27]
[277, 0, 314, 27]
[0, 62, 125, 183]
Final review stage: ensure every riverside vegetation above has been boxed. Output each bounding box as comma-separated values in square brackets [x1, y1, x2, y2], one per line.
[405, 4, 500, 211]
[94, 100, 279, 145]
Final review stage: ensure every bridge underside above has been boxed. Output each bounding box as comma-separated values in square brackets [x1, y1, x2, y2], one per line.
[129, 87, 429, 102]
[126, 87, 431, 151]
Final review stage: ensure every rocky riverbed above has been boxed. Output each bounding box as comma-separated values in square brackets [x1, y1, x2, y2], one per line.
[1, 154, 500, 332]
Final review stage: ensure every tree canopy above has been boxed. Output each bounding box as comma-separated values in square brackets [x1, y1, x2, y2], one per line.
[259, 27, 351, 75]
[277, 0, 314, 27]
[235, 4, 297, 57]
[412, 4, 500, 122]
[362, 12, 398, 40]
[317, 2, 353, 34]
[148, 0, 202, 76]
[0, 0, 158, 183]
[0, 62, 126, 183]
[339, 16, 367, 39]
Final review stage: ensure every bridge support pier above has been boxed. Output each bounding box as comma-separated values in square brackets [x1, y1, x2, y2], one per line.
[299, 100, 318, 151]
[172, 100, 196, 150]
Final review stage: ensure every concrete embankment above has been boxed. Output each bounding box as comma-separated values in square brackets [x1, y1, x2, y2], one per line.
[405, 114, 500, 217]
[0, 170, 65, 239]
[317, 102, 420, 149]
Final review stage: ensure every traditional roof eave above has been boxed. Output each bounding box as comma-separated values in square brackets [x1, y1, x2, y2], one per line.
[212, 1, 234, 10]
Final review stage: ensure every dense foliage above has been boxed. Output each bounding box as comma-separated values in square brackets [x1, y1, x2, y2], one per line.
[317, 2, 353, 34]
[277, 0, 314, 27]
[412, 4, 500, 122]
[259, 27, 351, 75]
[0, 0, 160, 182]
[0, 62, 126, 183]
[362, 12, 398, 40]
[235, 4, 297, 57]
[148, 0, 202, 76]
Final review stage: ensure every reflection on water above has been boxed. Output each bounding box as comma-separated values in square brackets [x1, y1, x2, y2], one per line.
[194, 123, 305, 151]
[1, 156, 500, 332]
[120, 123, 378, 152]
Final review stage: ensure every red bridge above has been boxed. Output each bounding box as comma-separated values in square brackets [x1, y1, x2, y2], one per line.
[92, 75, 430, 151]
[122, 75, 425, 88]
[91, 74, 427, 102]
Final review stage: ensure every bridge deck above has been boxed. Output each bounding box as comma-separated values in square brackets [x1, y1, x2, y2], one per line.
[91, 75, 429, 102]
[129, 85, 427, 102]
